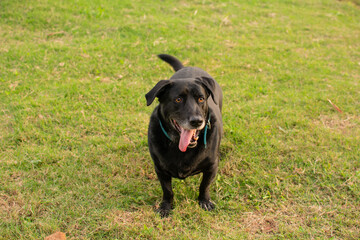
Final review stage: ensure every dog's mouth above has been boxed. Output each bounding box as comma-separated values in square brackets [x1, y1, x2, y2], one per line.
[172, 120, 200, 152]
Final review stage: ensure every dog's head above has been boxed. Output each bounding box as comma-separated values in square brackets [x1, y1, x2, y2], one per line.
[146, 77, 217, 152]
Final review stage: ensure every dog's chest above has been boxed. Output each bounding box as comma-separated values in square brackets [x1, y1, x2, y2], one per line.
[159, 151, 205, 179]
[176, 165, 195, 179]
[171, 162, 201, 179]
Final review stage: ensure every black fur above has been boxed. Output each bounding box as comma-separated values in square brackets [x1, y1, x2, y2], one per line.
[145, 54, 223, 217]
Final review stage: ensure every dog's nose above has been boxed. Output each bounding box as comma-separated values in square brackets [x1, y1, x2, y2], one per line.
[189, 116, 204, 128]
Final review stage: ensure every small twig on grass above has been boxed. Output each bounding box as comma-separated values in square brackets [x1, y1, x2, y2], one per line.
[47, 31, 66, 38]
[327, 99, 343, 113]
[278, 126, 287, 133]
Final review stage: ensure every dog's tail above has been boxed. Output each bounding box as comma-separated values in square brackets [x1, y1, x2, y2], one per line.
[158, 54, 184, 72]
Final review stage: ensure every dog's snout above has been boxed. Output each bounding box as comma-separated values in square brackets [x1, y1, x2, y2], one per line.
[189, 116, 204, 128]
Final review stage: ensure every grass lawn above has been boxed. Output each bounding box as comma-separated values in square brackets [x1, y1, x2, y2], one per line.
[1, 0, 359, 239]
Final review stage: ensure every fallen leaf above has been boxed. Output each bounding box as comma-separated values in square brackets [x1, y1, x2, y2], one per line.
[45, 232, 66, 240]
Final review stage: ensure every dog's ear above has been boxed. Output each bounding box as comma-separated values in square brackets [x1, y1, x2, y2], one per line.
[195, 76, 218, 105]
[145, 80, 172, 106]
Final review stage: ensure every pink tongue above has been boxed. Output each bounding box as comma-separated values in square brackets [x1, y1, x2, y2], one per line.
[179, 128, 196, 152]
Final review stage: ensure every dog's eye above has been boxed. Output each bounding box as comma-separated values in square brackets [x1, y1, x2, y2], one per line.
[198, 97, 205, 103]
[175, 97, 183, 103]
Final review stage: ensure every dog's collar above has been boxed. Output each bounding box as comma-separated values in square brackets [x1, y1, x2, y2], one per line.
[159, 116, 211, 148]
[159, 119, 172, 141]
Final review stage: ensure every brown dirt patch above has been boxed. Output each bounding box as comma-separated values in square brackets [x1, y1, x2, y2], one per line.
[316, 114, 359, 135]
[240, 212, 278, 234]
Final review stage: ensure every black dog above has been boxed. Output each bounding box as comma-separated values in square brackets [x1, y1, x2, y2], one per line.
[145, 54, 223, 217]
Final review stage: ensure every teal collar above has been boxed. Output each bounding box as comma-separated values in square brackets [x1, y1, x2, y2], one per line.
[159, 119, 172, 141]
[159, 116, 211, 148]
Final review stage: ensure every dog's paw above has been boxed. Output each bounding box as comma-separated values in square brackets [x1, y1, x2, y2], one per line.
[157, 201, 172, 218]
[199, 200, 215, 211]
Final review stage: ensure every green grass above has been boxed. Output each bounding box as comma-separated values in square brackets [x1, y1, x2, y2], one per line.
[1, 0, 359, 239]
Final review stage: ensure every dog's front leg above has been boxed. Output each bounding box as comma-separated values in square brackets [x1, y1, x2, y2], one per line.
[198, 167, 217, 211]
[155, 170, 174, 217]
